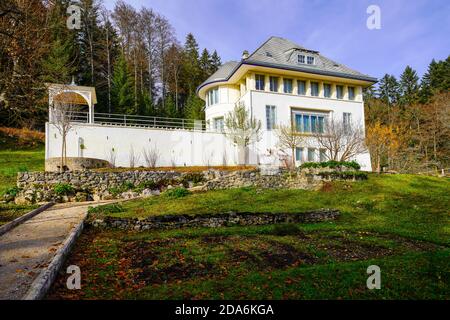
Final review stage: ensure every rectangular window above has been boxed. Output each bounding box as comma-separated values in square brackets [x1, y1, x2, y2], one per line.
[311, 115, 317, 133]
[295, 147, 303, 162]
[308, 148, 316, 162]
[323, 84, 331, 98]
[303, 115, 310, 132]
[319, 149, 327, 162]
[295, 114, 302, 132]
[348, 86, 355, 100]
[283, 79, 293, 93]
[311, 82, 319, 96]
[343, 112, 352, 134]
[269, 76, 279, 92]
[336, 85, 344, 99]
[266, 105, 276, 130]
[318, 116, 325, 133]
[214, 117, 224, 132]
[255, 74, 265, 91]
[293, 112, 327, 134]
[298, 80, 306, 95]
[298, 55, 305, 64]
[307, 56, 315, 65]
[207, 88, 219, 106]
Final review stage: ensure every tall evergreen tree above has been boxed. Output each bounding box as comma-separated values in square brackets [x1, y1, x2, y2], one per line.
[378, 74, 400, 105]
[420, 57, 450, 102]
[184, 93, 205, 120]
[42, 38, 75, 84]
[209, 50, 222, 74]
[199, 48, 211, 80]
[164, 94, 178, 118]
[111, 54, 134, 114]
[399, 66, 419, 106]
[182, 33, 201, 95]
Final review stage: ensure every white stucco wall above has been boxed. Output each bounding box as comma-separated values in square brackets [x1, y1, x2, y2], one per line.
[204, 88, 372, 171]
[46, 123, 238, 168]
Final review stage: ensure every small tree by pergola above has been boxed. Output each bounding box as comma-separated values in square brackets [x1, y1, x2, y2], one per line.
[51, 95, 79, 172]
[224, 102, 262, 165]
[275, 124, 305, 169]
[311, 116, 367, 161]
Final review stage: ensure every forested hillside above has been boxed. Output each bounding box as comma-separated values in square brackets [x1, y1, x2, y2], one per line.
[0, 1, 448, 173]
[364, 59, 449, 173]
[0, 0, 220, 128]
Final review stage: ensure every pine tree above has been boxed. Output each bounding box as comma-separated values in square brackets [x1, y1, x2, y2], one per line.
[399, 66, 419, 106]
[184, 93, 205, 120]
[42, 39, 75, 84]
[210, 50, 222, 74]
[378, 74, 400, 105]
[111, 54, 134, 114]
[199, 48, 211, 80]
[420, 57, 450, 102]
[164, 94, 178, 118]
[182, 33, 201, 95]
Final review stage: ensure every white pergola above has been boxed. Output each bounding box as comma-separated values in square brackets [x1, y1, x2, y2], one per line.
[47, 82, 97, 123]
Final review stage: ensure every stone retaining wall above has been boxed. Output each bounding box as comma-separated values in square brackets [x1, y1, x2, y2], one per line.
[13, 167, 365, 204]
[89, 209, 340, 231]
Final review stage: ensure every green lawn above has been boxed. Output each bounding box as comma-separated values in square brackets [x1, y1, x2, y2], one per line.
[0, 147, 44, 225]
[94, 174, 450, 245]
[48, 174, 450, 299]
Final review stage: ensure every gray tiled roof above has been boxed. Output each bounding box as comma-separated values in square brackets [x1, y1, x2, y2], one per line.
[202, 61, 240, 83]
[197, 36, 376, 92]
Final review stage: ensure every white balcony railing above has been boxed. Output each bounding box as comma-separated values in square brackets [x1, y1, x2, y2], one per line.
[66, 111, 206, 131]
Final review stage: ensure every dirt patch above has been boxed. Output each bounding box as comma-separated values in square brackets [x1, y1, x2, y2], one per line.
[201, 235, 229, 244]
[316, 239, 393, 262]
[320, 181, 334, 192]
[122, 240, 217, 285]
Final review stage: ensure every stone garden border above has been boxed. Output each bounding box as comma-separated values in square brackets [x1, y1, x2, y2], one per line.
[0, 202, 54, 237]
[90, 208, 341, 231]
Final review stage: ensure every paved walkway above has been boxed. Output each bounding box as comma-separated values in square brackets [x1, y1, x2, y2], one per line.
[0, 201, 113, 300]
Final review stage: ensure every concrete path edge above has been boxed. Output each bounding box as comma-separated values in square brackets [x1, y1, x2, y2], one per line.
[0, 202, 55, 237]
[22, 211, 88, 300]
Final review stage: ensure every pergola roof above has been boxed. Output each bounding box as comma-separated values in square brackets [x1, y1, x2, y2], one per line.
[46, 83, 97, 106]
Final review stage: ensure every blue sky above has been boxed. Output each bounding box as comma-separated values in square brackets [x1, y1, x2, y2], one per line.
[103, 0, 450, 80]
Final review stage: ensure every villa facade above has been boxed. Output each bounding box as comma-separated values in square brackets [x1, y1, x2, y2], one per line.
[197, 37, 377, 170]
[45, 36, 376, 171]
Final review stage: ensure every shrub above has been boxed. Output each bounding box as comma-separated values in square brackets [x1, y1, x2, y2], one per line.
[2, 186, 20, 197]
[318, 171, 368, 180]
[138, 181, 158, 190]
[53, 183, 74, 195]
[122, 181, 134, 190]
[300, 160, 361, 170]
[164, 187, 190, 198]
[88, 203, 124, 215]
[180, 173, 205, 187]
[270, 223, 301, 236]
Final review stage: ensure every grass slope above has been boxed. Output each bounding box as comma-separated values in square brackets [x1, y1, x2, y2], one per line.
[97, 174, 450, 245]
[48, 174, 450, 299]
[0, 129, 45, 225]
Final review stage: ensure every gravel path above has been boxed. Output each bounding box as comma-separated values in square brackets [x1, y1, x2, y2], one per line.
[0, 201, 113, 300]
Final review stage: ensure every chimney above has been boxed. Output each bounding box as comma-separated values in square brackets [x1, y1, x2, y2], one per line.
[242, 50, 249, 60]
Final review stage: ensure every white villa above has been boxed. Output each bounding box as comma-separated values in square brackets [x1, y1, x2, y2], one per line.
[45, 36, 376, 171]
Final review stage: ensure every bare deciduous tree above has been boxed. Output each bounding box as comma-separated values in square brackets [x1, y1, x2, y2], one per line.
[129, 144, 140, 168]
[50, 90, 79, 172]
[224, 102, 261, 165]
[142, 145, 160, 168]
[311, 117, 367, 162]
[107, 147, 117, 167]
[275, 124, 305, 169]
